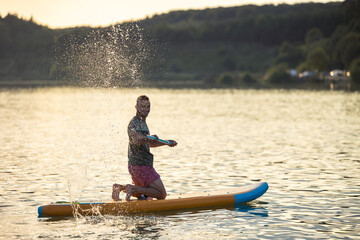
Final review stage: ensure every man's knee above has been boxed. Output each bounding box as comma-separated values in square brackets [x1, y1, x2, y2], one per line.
[148, 178, 167, 199]
[158, 190, 167, 199]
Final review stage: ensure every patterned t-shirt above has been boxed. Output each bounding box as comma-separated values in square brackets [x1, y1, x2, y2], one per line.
[127, 116, 154, 166]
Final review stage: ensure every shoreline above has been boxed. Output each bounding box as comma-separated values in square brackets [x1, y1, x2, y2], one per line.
[0, 80, 357, 91]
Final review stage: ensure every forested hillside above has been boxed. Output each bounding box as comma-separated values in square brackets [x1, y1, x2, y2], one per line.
[1, 1, 359, 88]
[141, 2, 342, 44]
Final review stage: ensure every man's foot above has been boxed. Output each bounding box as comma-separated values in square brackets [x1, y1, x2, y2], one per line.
[125, 184, 135, 201]
[112, 184, 125, 201]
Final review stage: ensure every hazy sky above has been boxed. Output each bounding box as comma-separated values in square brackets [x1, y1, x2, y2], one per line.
[0, 0, 341, 28]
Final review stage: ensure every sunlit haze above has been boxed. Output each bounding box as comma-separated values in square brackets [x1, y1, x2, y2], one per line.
[0, 0, 341, 28]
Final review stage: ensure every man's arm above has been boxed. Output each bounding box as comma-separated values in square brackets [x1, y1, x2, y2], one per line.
[130, 130, 177, 147]
[147, 135, 177, 148]
[150, 136, 177, 148]
[129, 130, 149, 146]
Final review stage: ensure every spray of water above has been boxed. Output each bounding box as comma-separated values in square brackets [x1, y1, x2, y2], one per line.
[52, 23, 164, 219]
[53, 23, 159, 88]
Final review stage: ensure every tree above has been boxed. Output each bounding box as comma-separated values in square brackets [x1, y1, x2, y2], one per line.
[305, 28, 324, 47]
[331, 25, 350, 44]
[344, 0, 360, 23]
[306, 47, 330, 72]
[350, 57, 360, 84]
[223, 57, 236, 71]
[242, 72, 257, 85]
[274, 41, 304, 68]
[0, 22, 11, 56]
[216, 73, 234, 86]
[334, 32, 360, 69]
[266, 64, 291, 85]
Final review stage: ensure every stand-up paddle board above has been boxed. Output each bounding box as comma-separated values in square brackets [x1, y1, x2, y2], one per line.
[38, 182, 268, 217]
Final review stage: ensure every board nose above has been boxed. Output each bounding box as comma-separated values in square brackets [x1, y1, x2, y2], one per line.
[234, 182, 268, 204]
[38, 206, 43, 218]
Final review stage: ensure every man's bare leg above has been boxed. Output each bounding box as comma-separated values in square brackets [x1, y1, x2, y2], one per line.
[125, 178, 167, 201]
[112, 184, 125, 201]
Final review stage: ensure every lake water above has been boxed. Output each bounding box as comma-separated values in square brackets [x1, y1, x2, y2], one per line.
[0, 87, 359, 239]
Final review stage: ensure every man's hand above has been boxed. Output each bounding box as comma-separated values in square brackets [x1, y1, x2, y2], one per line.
[168, 140, 177, 147]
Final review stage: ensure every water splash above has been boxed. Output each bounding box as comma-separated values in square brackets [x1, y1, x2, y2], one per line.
[53, 23, 156, 88]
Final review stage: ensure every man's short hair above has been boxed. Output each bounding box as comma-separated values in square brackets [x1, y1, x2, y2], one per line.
[136, 95, 149, 105]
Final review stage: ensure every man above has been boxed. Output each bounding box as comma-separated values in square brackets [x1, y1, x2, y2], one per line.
[112, 95, 177, 201]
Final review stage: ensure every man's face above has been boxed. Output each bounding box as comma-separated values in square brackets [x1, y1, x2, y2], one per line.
[136, 100, 151, 118]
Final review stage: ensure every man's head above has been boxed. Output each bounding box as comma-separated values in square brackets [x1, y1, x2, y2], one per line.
[136, 95, 150, 119]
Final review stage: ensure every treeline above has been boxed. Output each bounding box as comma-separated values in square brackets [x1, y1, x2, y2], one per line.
[0, 1, 360, 88]
[141, 2, 343, 45]
[0, 14, 54, 80]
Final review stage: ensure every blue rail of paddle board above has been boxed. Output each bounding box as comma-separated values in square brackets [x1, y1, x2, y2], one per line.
[38, 206, 43, 218]
[234, 182, 268, 204]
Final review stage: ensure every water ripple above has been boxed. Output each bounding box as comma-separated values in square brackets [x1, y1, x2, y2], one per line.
[0, 88, 359, 239]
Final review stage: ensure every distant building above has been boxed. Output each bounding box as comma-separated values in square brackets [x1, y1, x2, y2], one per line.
[288, 69, 298, 77]
[324, 69, 350, 90]
[299, 71, 316, 79]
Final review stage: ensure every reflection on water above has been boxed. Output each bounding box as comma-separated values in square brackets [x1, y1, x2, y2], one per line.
[234, 203, 269, 217]
[0, 87, 359, 239]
